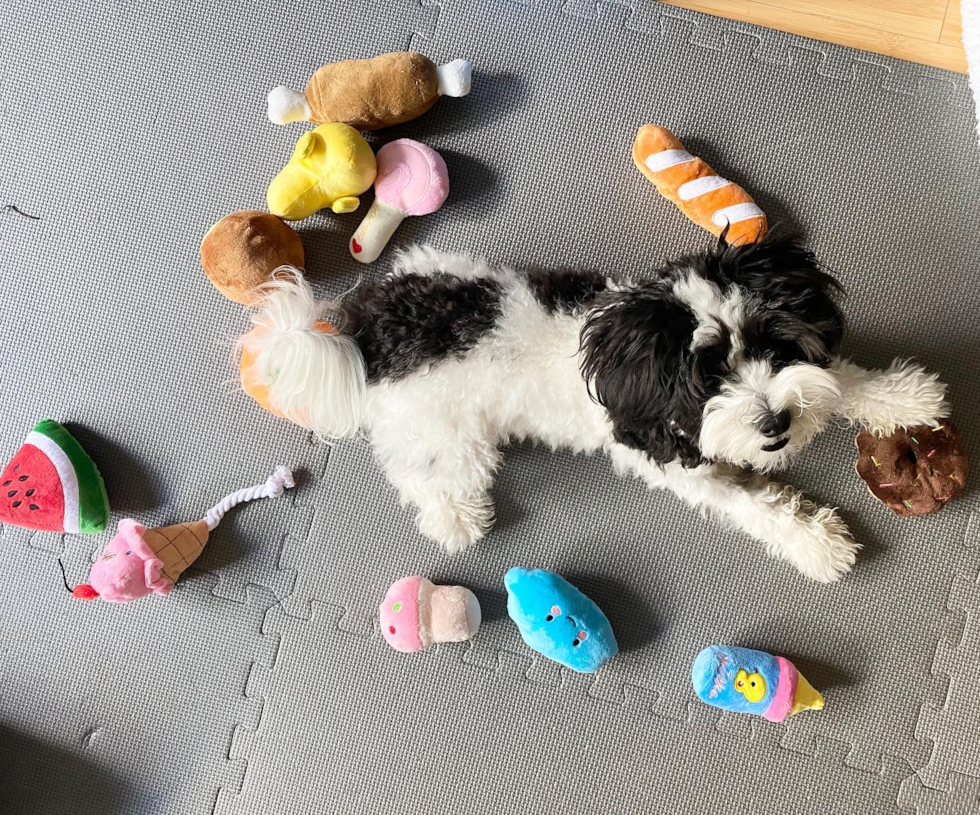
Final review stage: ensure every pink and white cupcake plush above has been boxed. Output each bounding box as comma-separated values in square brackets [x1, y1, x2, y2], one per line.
[379, 576, 481, 653]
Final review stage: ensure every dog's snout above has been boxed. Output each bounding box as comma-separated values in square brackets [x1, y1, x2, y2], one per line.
[758, 408, 792, 438]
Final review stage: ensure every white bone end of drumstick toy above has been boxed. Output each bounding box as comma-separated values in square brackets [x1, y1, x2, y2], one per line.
[267, 86, 313, 125]
[349, 139, 449, 264]
[436, 59, 473, 97]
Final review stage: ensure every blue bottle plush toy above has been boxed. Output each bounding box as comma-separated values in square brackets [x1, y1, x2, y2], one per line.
[505, 568, 618, 673]
[691, 645, 824, 721]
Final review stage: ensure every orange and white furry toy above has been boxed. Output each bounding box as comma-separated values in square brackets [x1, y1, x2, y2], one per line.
[237, 269, 364, 439]
[632, 125, 767, 246]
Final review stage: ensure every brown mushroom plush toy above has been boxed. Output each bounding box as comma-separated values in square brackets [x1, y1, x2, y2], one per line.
[855, 421, 968, 517]
[201, 210, 305, 305]
[267, 52, 473, 130]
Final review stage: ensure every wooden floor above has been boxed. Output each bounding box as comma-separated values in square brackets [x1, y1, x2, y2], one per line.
[662, 0, 967, 73]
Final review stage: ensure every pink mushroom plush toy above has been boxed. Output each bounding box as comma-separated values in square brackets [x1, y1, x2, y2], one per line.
[379, 576, 481, 653]
[349, 139, 449, 264]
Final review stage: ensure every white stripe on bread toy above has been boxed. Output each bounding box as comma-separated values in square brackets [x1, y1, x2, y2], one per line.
[632, 125, 767, 246]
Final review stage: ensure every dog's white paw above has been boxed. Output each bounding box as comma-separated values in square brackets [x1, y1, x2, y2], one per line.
[786, 506, 860, 583]
[415, 495, 495, 555]
[862, 361, 949, 437]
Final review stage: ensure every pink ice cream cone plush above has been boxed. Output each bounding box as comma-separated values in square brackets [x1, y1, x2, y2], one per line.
[69, 466, 295, 603]
[379, 576, 481, 653]
[349, 139, 449, 264]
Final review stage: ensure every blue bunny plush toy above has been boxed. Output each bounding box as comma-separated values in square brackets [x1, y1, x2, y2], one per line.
[505, 568, 618, 673]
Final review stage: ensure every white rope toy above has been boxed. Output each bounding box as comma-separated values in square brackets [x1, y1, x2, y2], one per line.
[204, 465, 295, 530]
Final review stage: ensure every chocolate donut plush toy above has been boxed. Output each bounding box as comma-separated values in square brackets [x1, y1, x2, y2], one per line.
[855, 422, 968, 517]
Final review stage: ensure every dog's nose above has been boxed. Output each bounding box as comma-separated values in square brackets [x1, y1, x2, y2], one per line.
[758, 409, 792, 438]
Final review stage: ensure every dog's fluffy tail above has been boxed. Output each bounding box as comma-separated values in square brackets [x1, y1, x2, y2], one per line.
[238, 267, 366, 439]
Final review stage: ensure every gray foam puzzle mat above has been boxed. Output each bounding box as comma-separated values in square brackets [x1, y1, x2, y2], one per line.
[1, 0, 979, 812]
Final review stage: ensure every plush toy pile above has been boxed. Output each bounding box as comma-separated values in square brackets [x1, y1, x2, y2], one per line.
[195, 51, 471, 434]
[200, 51, 471, 308]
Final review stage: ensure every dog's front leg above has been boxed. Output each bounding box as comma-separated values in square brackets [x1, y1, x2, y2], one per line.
[832, 358, 948, 436]
[692, 466, 859, 582]
[611, 448, 858, 582]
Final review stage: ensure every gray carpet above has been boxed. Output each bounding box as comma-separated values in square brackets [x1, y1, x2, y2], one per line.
[1, 0, 979, 813]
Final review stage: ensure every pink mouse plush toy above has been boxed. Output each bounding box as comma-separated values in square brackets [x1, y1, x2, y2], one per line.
[69, 466, 294, 603]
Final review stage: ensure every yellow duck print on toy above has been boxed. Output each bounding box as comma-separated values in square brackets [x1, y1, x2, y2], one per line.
[267, 123, 377, 221]
[734, 669, 767, 702]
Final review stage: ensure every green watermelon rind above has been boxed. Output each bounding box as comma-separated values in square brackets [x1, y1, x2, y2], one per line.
[31, 420, 110, 534]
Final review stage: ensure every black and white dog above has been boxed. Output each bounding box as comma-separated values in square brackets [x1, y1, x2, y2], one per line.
[243, 233, 947, 582]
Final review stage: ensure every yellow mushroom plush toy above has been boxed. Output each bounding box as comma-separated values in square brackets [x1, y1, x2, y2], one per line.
[267, 123, 377, 221]
[633, 125, 767, 246]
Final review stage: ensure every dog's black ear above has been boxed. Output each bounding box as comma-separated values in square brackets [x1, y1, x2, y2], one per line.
[580, 286, 706, 467]
[719, 230, 845, 363]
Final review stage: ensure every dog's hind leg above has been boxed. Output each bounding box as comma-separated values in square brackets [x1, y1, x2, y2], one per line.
[412, 485, 497, 555]
[371, 408, 501, 554]
[610, 446, 859, 583]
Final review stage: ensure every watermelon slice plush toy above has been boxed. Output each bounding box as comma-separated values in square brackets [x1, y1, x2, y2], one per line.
[0, 419, 110, 534]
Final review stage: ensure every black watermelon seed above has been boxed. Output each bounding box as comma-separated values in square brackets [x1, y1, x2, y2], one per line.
[18, 475, 27, 481]
[28, 504, 38, 511]
[7, 490, 16, 497]
[13, 464, 19, 471]
[12, 501, 21, 508]
[25, 489, 34, 496]
[2, 480, 9, 486]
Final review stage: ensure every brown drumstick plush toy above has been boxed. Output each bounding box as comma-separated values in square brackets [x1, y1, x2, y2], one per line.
[267, 52, 473, 130]
[855, 422, 968, 517]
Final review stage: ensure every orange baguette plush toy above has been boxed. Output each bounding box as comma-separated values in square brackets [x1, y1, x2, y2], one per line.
[632, 125, 767, 246]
